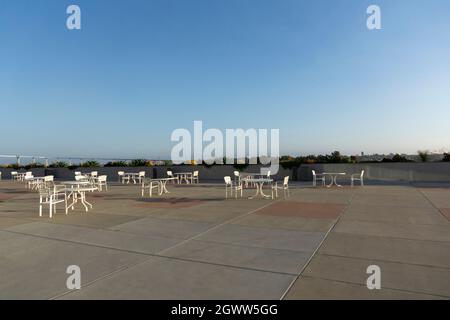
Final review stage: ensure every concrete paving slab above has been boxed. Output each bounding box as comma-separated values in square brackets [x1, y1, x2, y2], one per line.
[6, 222, 183, 254]
[163, 240, 311, 274]
[60, 256, 295, 299]
[284, 276, 444, 300]
[0, 231, 146, 299]
[231, 214, 335, 232]
[0, 217, 35, 229]
[351, 194, 433, 208]
[333, 220, 450, 242]
[303, 254, 450, 297]
[255, 201, 346, 219]
[29, 212, 142, 229]
[319, 233, 450, 268]
[342, 205, 449, 225]
[109, 216, 214, 239]
[197, 224, 325, 252]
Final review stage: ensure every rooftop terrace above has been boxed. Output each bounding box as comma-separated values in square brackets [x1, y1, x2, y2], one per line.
[0, 180, 449, 299]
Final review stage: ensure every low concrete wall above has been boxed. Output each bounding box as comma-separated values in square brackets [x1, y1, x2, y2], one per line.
[2, 163, 449, 182]
[38, 165, 295, 181]
[298, 163, 450, 182]
[0, 168, 46, 180]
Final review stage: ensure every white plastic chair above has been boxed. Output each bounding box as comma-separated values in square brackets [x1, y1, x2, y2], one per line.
[167, 170, 178, 184]
[312, 170, 325, 187]
[351, 170, 365, 187]
[75, 175, 88, 181]
[75, 171, 82, 176]
[137, 171, 146, 184]
[141, 179, 160, 197]
[192, 170, 199, 183]
[118, 171, 125, 183]
[96, 175, 108, 191]
[224, 176, 242, 199]
[38, 185, 68, 218]
[44, 175, 54, 188]
[24, 172, 34, 187]
[11, 171, 18, 181]
[272, 176, 290, 199]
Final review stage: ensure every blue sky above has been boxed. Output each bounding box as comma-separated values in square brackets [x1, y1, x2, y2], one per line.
[1, 0, 450, 160]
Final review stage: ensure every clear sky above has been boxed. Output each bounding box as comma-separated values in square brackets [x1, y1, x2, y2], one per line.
[1, 0, 450, 160]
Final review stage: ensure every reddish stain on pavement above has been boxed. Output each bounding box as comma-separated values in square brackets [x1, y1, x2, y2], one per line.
[256, 201, 346, 219]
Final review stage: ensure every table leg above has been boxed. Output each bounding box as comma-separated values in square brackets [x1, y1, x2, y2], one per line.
[248, 182, 261, 199]
[327, 175, 334, 188]
[334, 175, 342, 187]
[161, 180, 170, 194]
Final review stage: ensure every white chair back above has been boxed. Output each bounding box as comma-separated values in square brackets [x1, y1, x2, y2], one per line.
[193, 170, 199, 177]
[139, 171, 145, 177]
[91, 171, 98, 177]
[360, 170, 365, 178]
[75, 175, 87, 181]
[75, 171, 81, 176]
[98, 175, 107, 182]
[224, 176, 232, 185]
[44, 175, 54, 182]
[118, 171, 124, 176]
[283, 176, 289, 186]
[167, 170, 174, 177]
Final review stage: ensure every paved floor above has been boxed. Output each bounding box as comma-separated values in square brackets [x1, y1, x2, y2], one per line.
[0, 179, 449, 299]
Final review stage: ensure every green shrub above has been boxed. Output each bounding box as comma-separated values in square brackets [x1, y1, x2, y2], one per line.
[49, 161, 69, 168]
[129, 159, 147, 167]
[104, 161, 128, 167]
[417, 150, 429, 162]
[80, 160, 100, 167]
[382, 154, 411, 162]
[442, 153, 450, 162]
[24, 163, 45, 169]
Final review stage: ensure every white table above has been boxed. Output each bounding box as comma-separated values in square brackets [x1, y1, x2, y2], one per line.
[174, 172, 193, 184]
[28, 177, 45, 189]
[242, 177, 273, 199]
[322, 172, 346, 187]
[123, 172, 141, 184]
[141, 177, 177, 197]
[61, 181, 95, 211]
[15, 173, 27, 181]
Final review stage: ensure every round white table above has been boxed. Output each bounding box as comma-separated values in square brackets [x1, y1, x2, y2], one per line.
[322, 173, 346, 187]
[243, 177, 273, 199]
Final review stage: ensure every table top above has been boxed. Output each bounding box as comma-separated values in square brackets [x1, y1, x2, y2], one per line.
[240, 172, 270, 177]
[61, 181, 90, 185]
[124, 172, 141, 175]
[322, 172, 346, 175]
[243, 178, 273, 183]
[144, 177, 177, 182]
[174, 172, 193, 175]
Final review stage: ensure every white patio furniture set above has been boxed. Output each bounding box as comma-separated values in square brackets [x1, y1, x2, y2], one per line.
[29, 171, 108, 218]
[138, 170, 199, 197]
[225, 171, 290, 200]
[312, 170, 365, 187]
